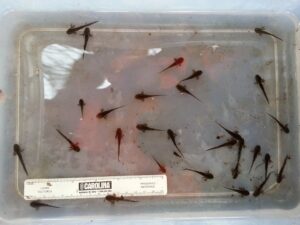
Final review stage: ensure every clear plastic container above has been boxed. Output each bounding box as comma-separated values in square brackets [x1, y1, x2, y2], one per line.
[1, 0, 300, 224]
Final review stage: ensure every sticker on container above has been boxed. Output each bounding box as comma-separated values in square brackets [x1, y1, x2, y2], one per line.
[24, 174, 167, 200]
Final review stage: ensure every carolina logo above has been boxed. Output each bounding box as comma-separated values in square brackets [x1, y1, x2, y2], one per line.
[79, 181, 112, 191]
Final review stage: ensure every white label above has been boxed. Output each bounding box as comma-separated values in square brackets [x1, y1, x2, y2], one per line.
[24, 175, 167, 200]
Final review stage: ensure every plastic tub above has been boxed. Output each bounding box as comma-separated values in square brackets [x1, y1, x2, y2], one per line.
[1, 0, 300, 224]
